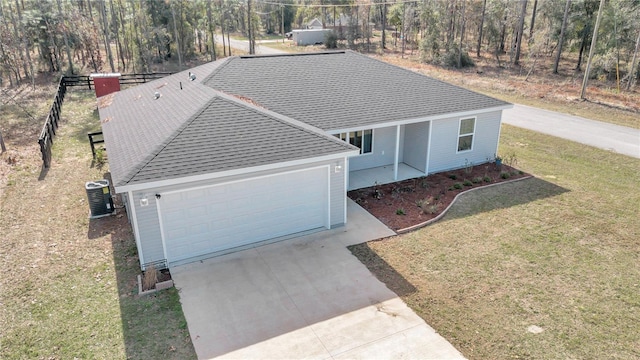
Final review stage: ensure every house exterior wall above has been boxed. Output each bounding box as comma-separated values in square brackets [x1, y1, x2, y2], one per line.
[348, 126, 403, 171]
[428, 110, 502, 173]
[403, 121, 430, 172]
[130, 158, 347, 268]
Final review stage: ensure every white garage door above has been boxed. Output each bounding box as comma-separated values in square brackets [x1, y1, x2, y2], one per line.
[159, 167, 329, 265]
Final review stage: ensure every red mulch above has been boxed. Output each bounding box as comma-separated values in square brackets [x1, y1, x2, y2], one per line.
[347, 164, 528, 231]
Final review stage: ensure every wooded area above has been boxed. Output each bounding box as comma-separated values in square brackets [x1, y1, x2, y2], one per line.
[1, 0, 639, 91]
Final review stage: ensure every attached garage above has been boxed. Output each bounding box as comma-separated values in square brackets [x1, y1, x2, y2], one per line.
[157, 167, 329, 266]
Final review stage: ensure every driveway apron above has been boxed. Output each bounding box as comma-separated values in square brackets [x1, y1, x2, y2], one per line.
[171, 200, 465, 359]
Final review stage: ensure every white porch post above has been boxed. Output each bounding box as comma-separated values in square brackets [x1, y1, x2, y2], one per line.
[393, 124, 400, 180]
[425, 120, 433, 175]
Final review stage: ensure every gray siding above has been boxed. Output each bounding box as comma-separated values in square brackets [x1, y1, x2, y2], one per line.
[349, 126, 401, 171]
[403, 122, 429, 172]
[428, 111, 502, 173]
[130, 158, 347, 268]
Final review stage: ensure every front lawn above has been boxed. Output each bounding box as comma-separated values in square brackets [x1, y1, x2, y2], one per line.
[351, 124, 640, 359]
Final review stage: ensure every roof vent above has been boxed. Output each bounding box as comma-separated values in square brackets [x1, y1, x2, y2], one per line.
[154, 91, 161, 100]
[189, 72, 196, 81]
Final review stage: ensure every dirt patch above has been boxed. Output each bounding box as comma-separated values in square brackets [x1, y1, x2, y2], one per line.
[348, 163, 527, 231]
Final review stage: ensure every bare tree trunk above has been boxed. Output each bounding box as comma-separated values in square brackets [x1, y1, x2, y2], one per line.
[15, 0, 34, 88]
[477, 0, 486, 57]
[99, 0, 115, 72]
[580, 0, 605, 99]
[0, 129, 6, 153]
[553, 0, 571, 74]
[529, 0, 538, 38]
[207, 0, 216, 61]
[110, 0, 125, 71]
[381, 3, 387, 50]
[458, 0, 466, 68]
[247, 0, 254, 54]
[56, 0, 74, 73]
[171, 1, 183, 71]
[626, 29, 640, 91]
[513, 0, 527, 65]
[220, 0, 227, 57]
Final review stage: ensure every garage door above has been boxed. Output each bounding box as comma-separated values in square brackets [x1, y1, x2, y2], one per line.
[159, 167, 329, 265]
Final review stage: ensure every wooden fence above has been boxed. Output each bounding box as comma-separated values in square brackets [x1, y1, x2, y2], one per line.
[37, 72, 172, 168]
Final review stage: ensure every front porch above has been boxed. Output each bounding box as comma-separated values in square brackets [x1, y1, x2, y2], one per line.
[348, 163, 425, 190]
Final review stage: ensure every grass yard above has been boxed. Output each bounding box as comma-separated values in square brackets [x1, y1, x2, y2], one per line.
[0, 89, 196, 359]
[351, 124, 640, 359]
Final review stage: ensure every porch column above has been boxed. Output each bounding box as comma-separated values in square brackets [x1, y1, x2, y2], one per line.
[425, 120, 433, 175]
[393, 124, 400, 180]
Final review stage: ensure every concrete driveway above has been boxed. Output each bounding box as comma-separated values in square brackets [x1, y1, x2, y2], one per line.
[172, 200, 465, 359]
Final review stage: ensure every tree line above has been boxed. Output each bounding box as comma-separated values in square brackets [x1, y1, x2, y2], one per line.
[1, 0, 639, 91]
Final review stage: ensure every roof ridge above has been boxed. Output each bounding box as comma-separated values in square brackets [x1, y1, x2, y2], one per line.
[214, 91, 358, 151]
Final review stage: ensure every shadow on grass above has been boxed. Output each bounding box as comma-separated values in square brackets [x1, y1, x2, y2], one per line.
[348, 242, 417, 297]
[86, 181, 196, 359]
[439, 176, 569, 223]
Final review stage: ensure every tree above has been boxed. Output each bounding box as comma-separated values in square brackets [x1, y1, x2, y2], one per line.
[476, 0, 487, 57]
[513, 0, 527, 65]
[553, 0, 571, 74]
[580, 0, 606, 99]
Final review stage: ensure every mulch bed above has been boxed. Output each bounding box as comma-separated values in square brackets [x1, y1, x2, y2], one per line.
[348, 163, 528, 231]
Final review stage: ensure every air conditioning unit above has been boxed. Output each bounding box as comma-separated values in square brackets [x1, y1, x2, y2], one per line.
[85, 179, 114, 218]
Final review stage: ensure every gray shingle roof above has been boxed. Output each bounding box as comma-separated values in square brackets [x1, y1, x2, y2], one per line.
[99, 60, 355, 188]
[204, 51, 510, 131]
[99, 51, 510, 189]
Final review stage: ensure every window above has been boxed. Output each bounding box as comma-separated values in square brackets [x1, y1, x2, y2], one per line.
[334, 129, 373, 154]
[457, 118, 475, 152]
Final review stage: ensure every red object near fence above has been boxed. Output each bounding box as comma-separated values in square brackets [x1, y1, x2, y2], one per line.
[91, 73, 121, 98]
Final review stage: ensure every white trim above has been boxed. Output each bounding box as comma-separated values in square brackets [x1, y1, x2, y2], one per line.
[456, 116, 477, 153]
[155, 165, 331, 265]
[326, 105, 512, 134]
[326, 166, 331, 229]
[115, 151, 357, 193]
[333, 129, 374, 156]
[128, 191, 145, 267]
[155, 196, 170, 266]
[496, 111, 504, 158]
[393, 125, 401, 180]
[343, 157, 349, 224]
[425, 120, 433, 175]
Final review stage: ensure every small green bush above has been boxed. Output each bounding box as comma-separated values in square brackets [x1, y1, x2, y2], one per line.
[483, 175, 492, 183]
[453, 182, 463, 189]
[448, 174, 457, 180]
[463, 179, 473, 186]
[325, 31, 338, 49]
[396, 208, 406, 215]
[472, 177, 482, 184]
[501, 172, 511, 179]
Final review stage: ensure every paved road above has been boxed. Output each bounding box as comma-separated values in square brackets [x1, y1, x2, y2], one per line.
[214, 35, 285, 55]
[503, 104, 640, 159]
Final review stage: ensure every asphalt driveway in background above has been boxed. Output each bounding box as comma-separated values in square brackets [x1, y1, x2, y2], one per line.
[503, 104, 640, 159]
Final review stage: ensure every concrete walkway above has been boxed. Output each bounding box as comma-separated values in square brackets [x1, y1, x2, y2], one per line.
[503, 104, 640, 159]
[172, 200, 465, 359]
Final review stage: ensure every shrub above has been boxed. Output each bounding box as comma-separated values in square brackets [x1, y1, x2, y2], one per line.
[425, 203, 442, 215]
[442, 44, 475, 68]
[396, 208, 406, 215]
[325, 31, 338, 49]
[463, 179, 473, 186]
[448, 174, 457, 180]
[472, 177, 482, 184]
[500, 172, 511, 179]
[453, 182, 463, 189]
[483, 175, 492, 183]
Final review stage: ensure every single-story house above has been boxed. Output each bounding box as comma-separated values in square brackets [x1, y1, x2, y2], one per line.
[98, 51, 511, 270]
[305, 17, 323, 29]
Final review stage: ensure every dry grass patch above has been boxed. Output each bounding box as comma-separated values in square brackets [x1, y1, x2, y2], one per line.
[351, 125, 640, 359]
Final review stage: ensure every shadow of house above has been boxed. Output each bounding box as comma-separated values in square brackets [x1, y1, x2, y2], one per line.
[439, 177, 570, 223]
